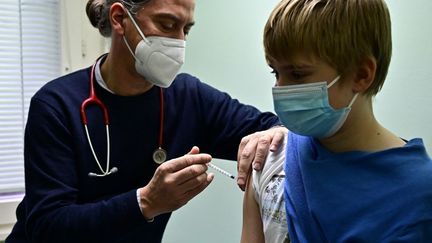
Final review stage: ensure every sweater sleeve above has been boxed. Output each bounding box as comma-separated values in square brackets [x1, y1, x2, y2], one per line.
[23, 98, 147, 243]
[195, 80, 281, 160]
[392, 221, 432, 242]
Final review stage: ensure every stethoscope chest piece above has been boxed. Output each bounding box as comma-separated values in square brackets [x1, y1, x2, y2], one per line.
[153, 147, 167, 164]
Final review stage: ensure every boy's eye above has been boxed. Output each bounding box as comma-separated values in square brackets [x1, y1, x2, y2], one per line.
[270, 69, 279, 80]
[291, 71, 304, 80]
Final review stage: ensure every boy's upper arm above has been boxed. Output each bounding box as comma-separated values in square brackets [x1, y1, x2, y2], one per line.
[241, 173, 265, 243]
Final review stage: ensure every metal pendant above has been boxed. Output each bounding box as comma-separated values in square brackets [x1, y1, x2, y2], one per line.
[153, 147, 167, 164]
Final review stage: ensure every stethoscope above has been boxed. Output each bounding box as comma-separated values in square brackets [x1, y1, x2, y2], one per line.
[81, 60, 167, 177]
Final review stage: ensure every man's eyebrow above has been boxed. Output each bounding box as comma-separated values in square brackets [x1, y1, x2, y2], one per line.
[155, 12, 195, 27]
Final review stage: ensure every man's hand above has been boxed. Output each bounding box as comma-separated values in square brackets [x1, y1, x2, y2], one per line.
[138, 146, 214, 219]
[236, 126, 287, 191]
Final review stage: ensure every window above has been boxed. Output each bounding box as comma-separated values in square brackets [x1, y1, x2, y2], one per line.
[0, 0, 60, 195]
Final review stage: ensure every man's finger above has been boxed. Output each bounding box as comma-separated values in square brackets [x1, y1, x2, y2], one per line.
[237, 136, 250, 162]
[182, 173, 214, 202]
[270, 128, 287, 151]
[178, 172, 211, 192]
[174, 163, 209, 185]
[187, 146, 200, 155]
[163, 154, 212, 173]
[252, 135, 271, 170]
[237, 136, 258, 191]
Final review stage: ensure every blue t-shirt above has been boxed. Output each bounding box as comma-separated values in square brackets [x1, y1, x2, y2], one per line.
[285, 132, 432, 243]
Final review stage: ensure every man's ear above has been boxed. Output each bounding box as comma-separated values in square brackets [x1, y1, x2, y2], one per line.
[110, 2, 127, 36]
[352, 56, 377, 93]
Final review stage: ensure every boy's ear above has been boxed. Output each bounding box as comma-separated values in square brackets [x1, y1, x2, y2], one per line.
[352, 56, 377, 93]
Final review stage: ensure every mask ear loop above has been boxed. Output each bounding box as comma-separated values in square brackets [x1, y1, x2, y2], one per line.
[327, 75, 341, 88]
[123, 36, 141, 63]
[326, 75, 359, 108]
[347, 93, 359, 108]
[124, 6, 151, 45]
[122, 5, 150, 64]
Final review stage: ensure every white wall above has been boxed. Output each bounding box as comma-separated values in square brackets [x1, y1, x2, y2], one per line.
[61, 0, 108, 73]
[1, 0, 431, 242]
[374, 1, 432, 151]
[0, 198, 22, 241]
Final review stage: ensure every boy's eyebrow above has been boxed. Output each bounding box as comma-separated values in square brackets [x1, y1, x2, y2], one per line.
[266, 56, 314, 70]
[281, 64, 314, 69]
[268, 63, 314, 70]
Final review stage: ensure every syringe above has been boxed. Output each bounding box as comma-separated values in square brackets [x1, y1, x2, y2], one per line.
[208, 163, 236, 180]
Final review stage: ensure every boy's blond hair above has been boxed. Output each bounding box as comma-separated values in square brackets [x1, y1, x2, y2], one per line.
[264, 0, 392, 96]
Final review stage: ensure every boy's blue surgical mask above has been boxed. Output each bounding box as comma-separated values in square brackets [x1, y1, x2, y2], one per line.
[272, 76, 358, 138]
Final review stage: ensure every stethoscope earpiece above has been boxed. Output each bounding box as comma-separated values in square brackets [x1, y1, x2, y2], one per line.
[88, 167, 118, 178]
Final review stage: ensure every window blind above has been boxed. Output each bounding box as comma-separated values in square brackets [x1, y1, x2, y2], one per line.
[0, 0, 60, 195]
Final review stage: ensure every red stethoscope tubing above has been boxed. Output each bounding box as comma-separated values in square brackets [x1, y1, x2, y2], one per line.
[81, 61, 164, 177]
[80, 63, 109, 125]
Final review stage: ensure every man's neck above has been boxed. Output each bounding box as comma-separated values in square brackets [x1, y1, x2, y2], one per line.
[101, 52, 154, 96]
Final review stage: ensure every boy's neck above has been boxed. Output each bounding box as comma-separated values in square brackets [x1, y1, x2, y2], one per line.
[319, 100, 406, 153]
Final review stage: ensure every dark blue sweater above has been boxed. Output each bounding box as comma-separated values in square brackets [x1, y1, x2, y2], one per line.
[6, 67, 280, 243]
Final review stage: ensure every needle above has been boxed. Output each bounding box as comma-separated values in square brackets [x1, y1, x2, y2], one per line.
[208, 163, 236, 180]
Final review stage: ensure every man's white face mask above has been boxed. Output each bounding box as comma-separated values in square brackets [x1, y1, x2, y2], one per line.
[123, 8, 185, 88]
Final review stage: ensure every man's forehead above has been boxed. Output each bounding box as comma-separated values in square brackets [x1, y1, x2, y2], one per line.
[149, 0, 195, 12]
[143, 0, 195, 22]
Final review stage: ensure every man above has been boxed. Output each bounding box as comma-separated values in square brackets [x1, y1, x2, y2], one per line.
[6, 0, 286, 242]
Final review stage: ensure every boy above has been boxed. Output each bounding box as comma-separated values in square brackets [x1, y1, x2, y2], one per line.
[242, 0, 432, 242]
